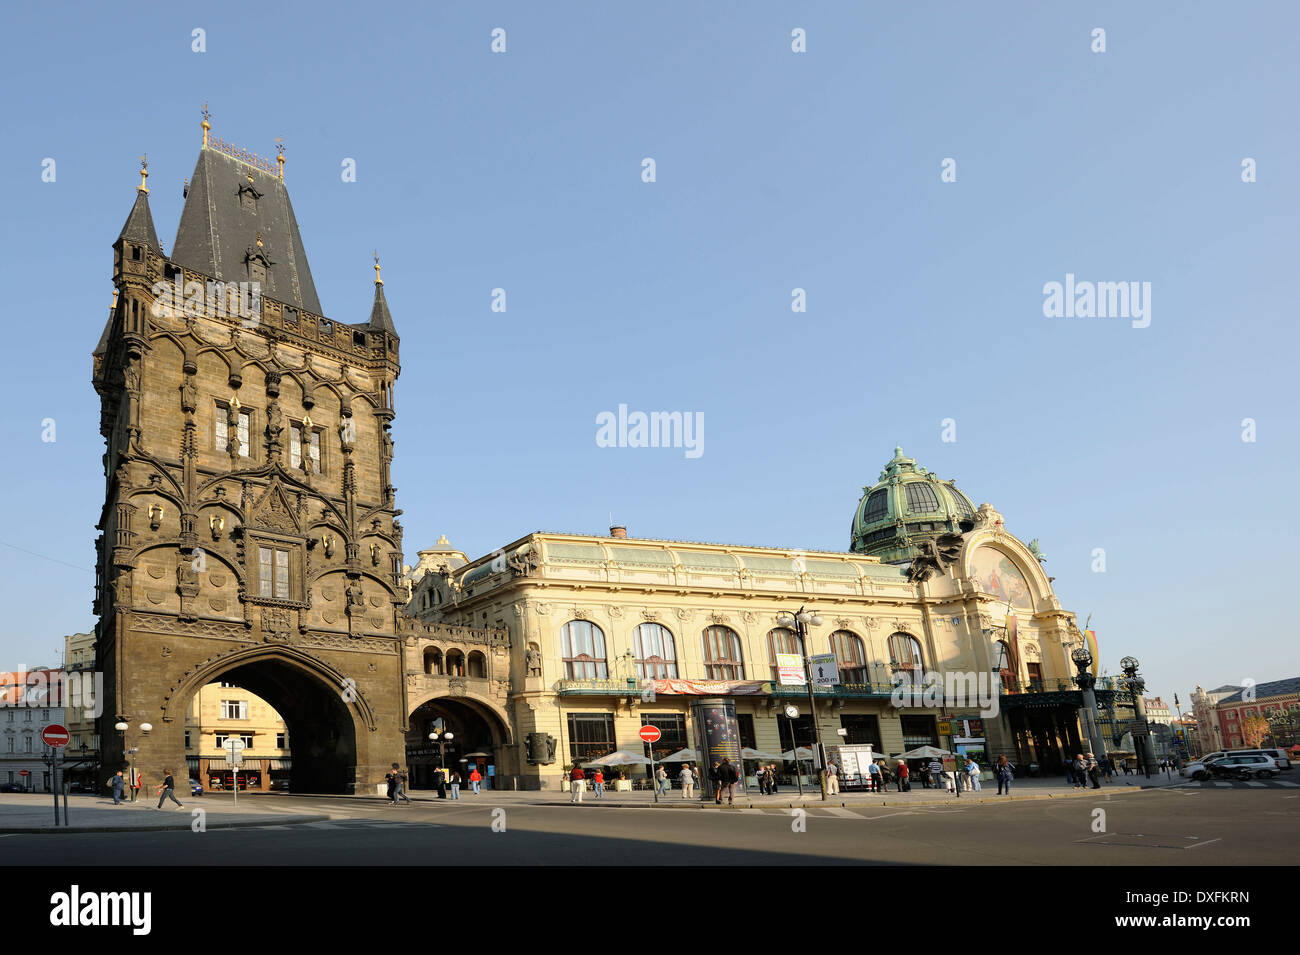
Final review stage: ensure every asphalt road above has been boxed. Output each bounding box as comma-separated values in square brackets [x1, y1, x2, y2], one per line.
[3, 786, 1296, 865]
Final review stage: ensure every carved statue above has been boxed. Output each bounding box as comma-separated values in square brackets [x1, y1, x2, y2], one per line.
[345, 579, 365, 612]
[180, 377, 197, 414]
[525, 647, 542, 677]
[265, 400, 284, 449]
[1027, 538, 1047, 564]
[509, 547, 539, 578]
[907, 532, 964, 583]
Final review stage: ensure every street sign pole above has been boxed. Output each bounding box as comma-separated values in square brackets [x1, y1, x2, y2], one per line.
[638, 725, 662, 803]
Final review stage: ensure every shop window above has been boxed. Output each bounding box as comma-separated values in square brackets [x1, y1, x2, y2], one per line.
[841, 714, 882, 749]
[900, 715, 939, 749]
[566, 713, 615, 765]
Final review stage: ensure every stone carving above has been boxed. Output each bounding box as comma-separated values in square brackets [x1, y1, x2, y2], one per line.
[606, 605, 625, 618]
[508, 546, 539, 577]
[640, 609, 660, 622]
[571, 607, 589, 620]
[907, 532, 964, 583]
[525, 646, 542, 677]
[709, 612, 730, 625]
[1027, 539, 1047, 564]
[674, 608, 693, 622]
[449, 677, 468, 697]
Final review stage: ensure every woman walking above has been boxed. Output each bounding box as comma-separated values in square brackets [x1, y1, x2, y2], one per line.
[449, 770, 461, 799]
[996, 755, 1014, 795]
[680, 763, 696, 799]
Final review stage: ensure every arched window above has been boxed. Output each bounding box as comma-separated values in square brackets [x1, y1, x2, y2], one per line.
[702, 626, 745, 680]
[423, 648, 443, 675]
[467, 650, 487, 679]
[560, 620, 608, 680]
[829, 630, 867, 684]
[445, 649, 465, 677]
[887, 632, 924, 685]
[767, 627, 802, 681]
[631, 623, 678, 679]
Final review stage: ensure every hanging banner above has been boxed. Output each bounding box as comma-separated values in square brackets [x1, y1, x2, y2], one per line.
[652, 679, 768, 696]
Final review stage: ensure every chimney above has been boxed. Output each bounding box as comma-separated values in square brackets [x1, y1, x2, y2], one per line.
[609, 525, 627, 539]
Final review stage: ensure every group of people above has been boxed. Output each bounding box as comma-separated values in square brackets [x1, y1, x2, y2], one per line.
[1065, 753, 1105, 790]
[385, 763, 484, 804]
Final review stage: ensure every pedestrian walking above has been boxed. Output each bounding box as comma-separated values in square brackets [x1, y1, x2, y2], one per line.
[709, 762, 721, 803]
[436, 767, 447, 799]
[896, 760, 910, 792]
[110, 770, 125, 805]
[716, 758, 738, 805]
[569, 764, 586, 803]
[767, 764, 780, 794]
[389, 763, 411, 804]
[450, 770, 461, 799]
[469, 767, 482, 794]
[680, 764, 696, 799]
[825, 760, 840, 795]
[132, 770, 143, 803]
[927, 758, 943, 790]
[755, 764, 768, 795]
[1103, 756, 1114, 782]
[656, 765, 670, 797]
[995, 755, 1013, 795]
[592, 768, 605, 798]
[1071, 754, 1089, 790]
[155, 769, 183, 810]
[965, 757, 981, 792]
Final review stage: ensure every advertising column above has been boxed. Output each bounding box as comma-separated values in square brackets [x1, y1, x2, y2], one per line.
[691, 697, 741, 801]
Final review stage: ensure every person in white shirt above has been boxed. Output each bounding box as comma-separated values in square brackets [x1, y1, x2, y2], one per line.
[679, 763, 696, 799]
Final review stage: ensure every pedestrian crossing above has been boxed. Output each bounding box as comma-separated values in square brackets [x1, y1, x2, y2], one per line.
[1177, 778, 1298, 790]
[241, 819, 440, 831]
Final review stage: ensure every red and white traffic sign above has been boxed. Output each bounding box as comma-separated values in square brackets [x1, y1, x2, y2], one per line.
[638, 725, 661, 744]
[18, 770, 30, 776]
[41, 724, 70, 747]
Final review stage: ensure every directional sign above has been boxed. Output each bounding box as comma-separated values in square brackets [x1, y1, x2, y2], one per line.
[809, 653, 839, 687]
[223, 738, 246, 753]
[638, 725, 661, 744]
[41, 724, 70, 748]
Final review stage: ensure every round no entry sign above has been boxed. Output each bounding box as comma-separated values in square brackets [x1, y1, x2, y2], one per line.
[41, 724, 70, 747]
[638, 725, 661, 743]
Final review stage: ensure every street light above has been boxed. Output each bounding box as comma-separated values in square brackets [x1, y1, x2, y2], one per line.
[776, 606, 826, 801]
[115, 719, 151, 802]
[428, 731, 454, 770]
[1119, 657, 1154, 779]
[1070, 646, 1109, 769]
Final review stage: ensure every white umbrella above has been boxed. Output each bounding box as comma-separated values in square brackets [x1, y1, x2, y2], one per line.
[658, 748, 701, 763]
[897, 746, 954, 760]
[583, 749, 654, 767]
[780, 747, 818, 761]
[742, 747, 784, 761]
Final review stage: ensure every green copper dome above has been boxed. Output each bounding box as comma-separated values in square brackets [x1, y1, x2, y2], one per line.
[850, 447, 977, 563]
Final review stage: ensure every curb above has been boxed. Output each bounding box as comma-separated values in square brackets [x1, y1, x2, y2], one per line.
[0, 813, 331, 835]
[530, 787, 1153, 810]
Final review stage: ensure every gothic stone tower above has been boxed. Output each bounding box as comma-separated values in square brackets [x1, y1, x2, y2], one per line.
[92, 128, 407, 793]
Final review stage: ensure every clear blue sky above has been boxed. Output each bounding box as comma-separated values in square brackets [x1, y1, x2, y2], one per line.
[2, 1, 1296, 711]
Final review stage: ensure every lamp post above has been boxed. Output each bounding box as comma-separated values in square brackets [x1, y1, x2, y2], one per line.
[114, 719, 152, 802]
[1071, 646, 1110, 769]
[428, 731, 454, 771]
[776, 606, 826, 801]
[1119, 657, 1154, 779]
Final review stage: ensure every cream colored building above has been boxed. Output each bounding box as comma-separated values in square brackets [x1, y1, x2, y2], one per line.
[402, 449, 1107, 790]
[185, 682, 290, 790]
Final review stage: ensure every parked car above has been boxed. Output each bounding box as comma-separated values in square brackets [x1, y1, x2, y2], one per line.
[1182, 749, 1292, 775]
[269, 779, 290, 792]
[1202, 754, 1279, 780]
[0, 782, 27, 793]
[189, 779, 204, 796]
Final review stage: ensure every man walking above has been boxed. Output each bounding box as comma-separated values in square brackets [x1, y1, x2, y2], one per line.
[1087, 754, 1102, 790]
[868, 759, 882, 793]
[435, 767, 447, 799]
[155, 769, 183, 810]
[469, 767, 482, 795]
[569, 763, 586, 803]
[995, 756, 1013, 795]
[110, 770, 125, 805]
[390, 763, 411, 805]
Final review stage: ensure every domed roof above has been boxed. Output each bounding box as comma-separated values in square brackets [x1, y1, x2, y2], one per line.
[850, 447, 977, 562]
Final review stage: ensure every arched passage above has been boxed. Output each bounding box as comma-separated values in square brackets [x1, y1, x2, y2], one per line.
[406, 696, 510, 789]
[186, 656, 360, 794]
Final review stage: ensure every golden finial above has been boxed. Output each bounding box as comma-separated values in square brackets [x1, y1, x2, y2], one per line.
[276, 137, 285, 179]
[137, 154, 149, 193]
[256, 232, 264, 248]
[373, 251, 383, 285]
[201, 103, 211, 146]
[112, 288, 119, 309]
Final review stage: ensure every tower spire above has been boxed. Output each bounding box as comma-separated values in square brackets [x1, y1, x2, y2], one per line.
[138, 154, 149, 194]
[368, 255, 396, 335]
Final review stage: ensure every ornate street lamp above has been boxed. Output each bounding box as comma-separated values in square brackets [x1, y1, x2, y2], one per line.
[1070, 646, 1109, 766]
[776, 607, 826, 800]
[1119, 657, 1154, 778]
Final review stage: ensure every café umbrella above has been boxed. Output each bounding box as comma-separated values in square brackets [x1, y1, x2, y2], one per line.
[582, 749, 654, 767]
[658, 748, 700, 763]
[897, 746, 955, 760]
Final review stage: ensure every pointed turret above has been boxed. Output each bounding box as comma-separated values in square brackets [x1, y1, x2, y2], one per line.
[367, 254, 397, 336]
[117, 187, 162, 253]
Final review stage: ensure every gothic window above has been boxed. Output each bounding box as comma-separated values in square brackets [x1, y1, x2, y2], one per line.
[631, 623, 678, 679]
[829, 630, 867, 684]
[289, 424, 321, 473]
[215, 402, 251, 457]
[257, 545, 290, 599]
[560, 620, 608, 680]
[702, 625, 744, 680]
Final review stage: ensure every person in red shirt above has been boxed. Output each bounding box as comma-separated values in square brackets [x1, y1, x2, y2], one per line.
[569, 764, 586, 803]
[469, 767, 482, 795]
[592, 768, 605, 798]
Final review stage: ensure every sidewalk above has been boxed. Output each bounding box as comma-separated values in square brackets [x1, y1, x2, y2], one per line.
[287, 773, 1181, 810]
[0, 792, 328, 834]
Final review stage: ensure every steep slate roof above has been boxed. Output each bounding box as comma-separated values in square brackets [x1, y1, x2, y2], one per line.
[1217, 676, 1300, 705]
[116, 189, 162, 253]
[171, 146, 323, 314]
[369, 279, 396, 334]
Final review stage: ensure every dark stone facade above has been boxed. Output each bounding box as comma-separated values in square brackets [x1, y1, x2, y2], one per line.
[93, 141, 408, 794]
